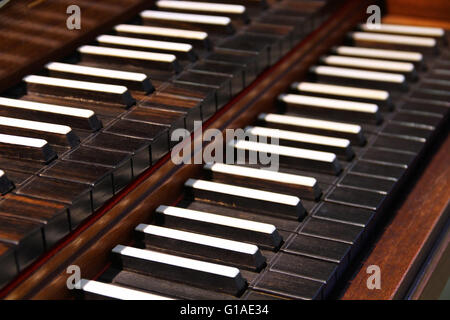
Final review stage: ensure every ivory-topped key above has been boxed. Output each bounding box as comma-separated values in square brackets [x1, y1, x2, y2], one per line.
[257, 113, 366, 145]
[203, 162, 321, 200]
[291, 82, 392, 110]
[229, 139, 342, 175]
[78, 45, 181, 73]
[245, 126, 354, 160]
[155, 205, 282, 249]
[320, 55, 416, 79]
[0, 133, 56, 163]
[45, 62, 154, 93]
[96, 35, 197, 61]
[0, 97, 102, 131]
[112, 245, 247, 295]
[358, 23, 445, 38]
[278, 93, 382, 124]
[0, 116, 79, 147]
[332, 46, 423, 65]
[309, 65, 407, 91]
[135, 224, 266, 270]
[23, 75, 135, 108]
[185, 178, 306, 219]
[140, 10, 235, 34]
[0, 170, 14, 195]
[77, 279, 174, 300]
[114, 24, 212, 50]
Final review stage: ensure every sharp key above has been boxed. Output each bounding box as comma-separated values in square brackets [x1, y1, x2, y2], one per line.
[46, 62, 154, 93]
[114, 24, 212, 50]
[184, 178, 306, 220]
[96, 35, 197, 62]
[257, 113, 366, 146]
[0, 97, 102, 131]
[78, 45, 181, 73]
[278, 93, 382, 124]
[155, 205, 282, 250]
[112, 245, 247, 296]
[203, 162, 321, 200]
[77, 279, 174, 300]
[229, 139, 342, 175]
[135, 224, 266, 271]
[245, 126, 354, 160]
[23, 75, 135, 108]
[0, 170, 14, 195]
[0, 134, 56, 163]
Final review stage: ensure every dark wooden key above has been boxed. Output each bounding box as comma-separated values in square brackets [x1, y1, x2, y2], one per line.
[112, 245, 247, 296]
[174, 71, 232, 110]
[257, 113, 366, 146]
[338, 173, 396, 194]
[77, 279, 173, 300]
[0, 97, 102, 132]
[135, 224, 266, 271]
[0, 133, 56, 163]
[256, 10, 311, 40]
[140, 10, 236, 35]
[40, 160, 114, 211]
[325, 186, 386, 211]
[361, 147, 416, 167]
[155, 0, 250, 23]
[144, 96, 202, 131]
[0, 157, 44, 175]
[190, 61, 245, 96]
[0, 215, 44, 271]
[0, 170, 14, 195]
[78, 45, 182, 73]
[0, 194, 70, 248]
[349, 160, 407, 180]
[392, 110, 442, 128]
[382, 123, 433, 140]
[16, 176, 93, 229]
[1, 169, 31, 189]
[184, 178, 306, 220]
[63, 146, 133, 194]
[205, 49, 259, 84]
[96, 34, 198, 61]
[104, 120, 169, 164]
[24, 75, 135, 108]
[253, 270, 324, 300]
[372, 134, 425, 154]
[114, 24, 212, 50]
[0, 243, 17, 289]
[0, 116, 79, 147]
[245, 23, 294, 55]
[204, 163, 321, 200]
[401, 99, 449, 117]
[271, 253, 338, 298]
[245, 126, 354, 160]
[155, 205, 283, 250]
[312, 202, 374, 228]
[278, 93, 382, 124]
[46, 62, 154, 93]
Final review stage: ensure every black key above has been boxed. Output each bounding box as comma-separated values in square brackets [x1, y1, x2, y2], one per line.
[0, 133, 56, 163]
[382, 123, 433, 140]
[206, 49, 259, 84]
[300, 217, 364, 246]
[0, 243, 17, 289]
[0, 170, 14, 195]
[373, 134, 425, 153]
[401, 99, 449, 117]
[350, 160, 407, 180]
[245, 23, 294, 55]
[361, 147, 416, 167]
[325, 186, 386, 211]
[312, 202, 374, 228]
[392, 111, 442, 128]
[338, 173, 396, 194]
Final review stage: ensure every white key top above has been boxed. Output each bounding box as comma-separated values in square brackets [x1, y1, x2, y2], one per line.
[229, 139, 341, 174]
[156, 205, 282, 249]
[245, 126, 354, 159]
[0, 97, 101, 131]
[0, 116, 79, 147]
[321, 55, 415, 73]
[0, 133, 56, 163]
[279, 92, 382, 123]
[112, 245, 247, 295]
[141, 10, 231, 26]
[114, 24, 210, 49]
[204, 162, 321, 200]
[291, 82, 391, 109]
[185, 178, 305, 219]
[333, 46, 423, 62]
[257, 113, 365, 145]
[0, 169, 14, 195]
[23, 75, 135, 108]
[77, 279, 174, 300]
[135, 224, 265, 270]
[359, 23, 445, 38]
[78, 45, 180, 72]
[96, 35, 196, 61]
[156, 1, 246, 14]
[350, 31, 437, 47]
[45, 62, 153, 92]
